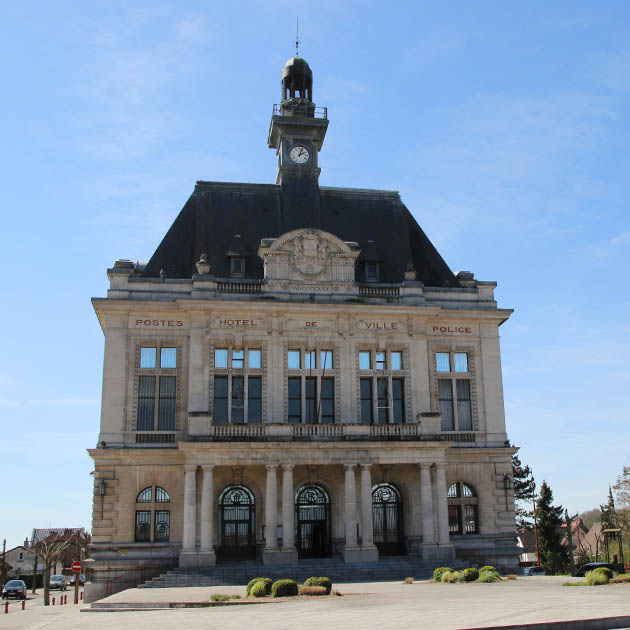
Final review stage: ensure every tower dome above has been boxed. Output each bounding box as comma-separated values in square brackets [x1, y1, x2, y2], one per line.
[281, 56, 313, 102]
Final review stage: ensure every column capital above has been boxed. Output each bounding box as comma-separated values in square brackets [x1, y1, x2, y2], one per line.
[434, 462, 447, 471]
[184, 464, 198, 473]
[360, 463, 372, 471]
[344, 463, 357, 471]
[201, 464, 215, 472]
[281, 464, 295, 472]
[418, 462, 432, 471]
[265, 464, 279, 471]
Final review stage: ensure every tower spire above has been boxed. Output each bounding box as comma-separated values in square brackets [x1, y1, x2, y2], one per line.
[295, 17, 300, 56]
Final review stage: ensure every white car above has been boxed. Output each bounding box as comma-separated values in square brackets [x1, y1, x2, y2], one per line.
[523, 566, 546, 576]
[49, 575, 67, 590]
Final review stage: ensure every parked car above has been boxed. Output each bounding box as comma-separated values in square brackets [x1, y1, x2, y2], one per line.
[574, 562, 616, 577]
[49, 575, 67, 590]
[523, 566, 546, 576]
[69, 573, 84, 586]
[2, 580, 27, 599]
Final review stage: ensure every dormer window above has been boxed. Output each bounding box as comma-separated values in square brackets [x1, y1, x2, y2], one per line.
[365, 261, 380, 282]
[230, 257, 245, 276]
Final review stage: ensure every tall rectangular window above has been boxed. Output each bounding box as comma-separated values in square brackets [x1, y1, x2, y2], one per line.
[137, 376, 156, 430]
[357, 349, 406, 424]
[135, 511, 151, 542]
[320, 377, 334, 424]
[154, 511, 170, 541]
[288, 377, 301, 423]
[213, 376, 228, 424]
[231, 375, 244, 423]
[248, 377, 262, 424]
[287, 349, 336, 423]
[435, 351, 473, 431]
[136, 346, 178, 433]
[360, 378, 373, 424]
[212, 347, 263, 423]
[438, 379, 455, 431]
[392, 379, 404, 424]
[158, 376, 176, 430]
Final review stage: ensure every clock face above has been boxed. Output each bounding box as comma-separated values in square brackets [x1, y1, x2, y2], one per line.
[289, 145, 310, 164]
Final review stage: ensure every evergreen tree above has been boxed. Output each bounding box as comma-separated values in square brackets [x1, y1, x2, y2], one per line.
[600, 486, 617, 530]
[535, 480, 569, 574]
[512, 453, 535, 529]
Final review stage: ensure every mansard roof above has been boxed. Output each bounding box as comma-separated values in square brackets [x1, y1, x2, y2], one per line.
[141, 181, 460, 287]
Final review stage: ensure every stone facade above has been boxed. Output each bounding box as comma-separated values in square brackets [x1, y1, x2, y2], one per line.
[86, 56, 519, 601]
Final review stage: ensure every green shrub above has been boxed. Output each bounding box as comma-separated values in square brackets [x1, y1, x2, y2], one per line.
[455, 571, 468, 583]
[246, 577, 272, 597]
[250, 581, 268, 598]
[304, 577, 332, 595]
[585, 569, 611, 586]
[462, 568, 479, 582]
[441, 571, 458, 583]
[476, 571, 500, 583]
[210, 594, 231, 602]
[433, 567, 452, 582]
[230, 594, 241, 599]
[479, 565, 497, 574]
[271, 579, 298, 597]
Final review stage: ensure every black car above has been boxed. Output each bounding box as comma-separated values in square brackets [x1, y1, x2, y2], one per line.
[574, 562, 616, 577]
[2, 580, 27, 599]
[69, 573, 85, 586]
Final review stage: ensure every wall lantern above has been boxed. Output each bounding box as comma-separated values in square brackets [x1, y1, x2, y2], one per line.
[503, 474, 513, 490]
[99, 480, 107, 496]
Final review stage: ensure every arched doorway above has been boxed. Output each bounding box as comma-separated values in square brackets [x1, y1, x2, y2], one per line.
[218, 485, 256, 559]
[372, 483, 404, 555]
[296, 485, 331, 559]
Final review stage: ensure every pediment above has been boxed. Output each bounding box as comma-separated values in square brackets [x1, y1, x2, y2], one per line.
[258, 228, 360, 283]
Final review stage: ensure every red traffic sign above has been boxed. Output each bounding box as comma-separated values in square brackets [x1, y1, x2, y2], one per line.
[71, 562, 81, 573]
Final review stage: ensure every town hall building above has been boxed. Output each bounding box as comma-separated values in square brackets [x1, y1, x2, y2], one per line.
[86, 55, 518, 599]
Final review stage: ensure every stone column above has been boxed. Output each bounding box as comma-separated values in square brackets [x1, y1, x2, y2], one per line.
[280, 464, 298, 563]
[199, 465, 216, 566]
[343, 464, 360, 562]
[263, 464, 279, 564]
[435, 463, 451, 545]
[360, 464, 378, 561]
[180, 464, 198, 566]
[419, 463, 435, 546]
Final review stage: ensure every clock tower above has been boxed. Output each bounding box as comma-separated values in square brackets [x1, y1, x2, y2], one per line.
[268, 56, 329, 188]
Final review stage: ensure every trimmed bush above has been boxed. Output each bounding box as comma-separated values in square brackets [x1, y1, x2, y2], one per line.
[479, 565, 497, 574]
[462, 568, 479, 582]
[250, 581, 268, 598]
[246, 577, 272, 597]
[433, 567, 452, 583]
[476, 571, 499, 583]
[403, 577, 414, 584]
[455, 571, 467, 583]
[271, 579, 298, 597]
[299, 586, 327, 596]
[210, 594, 231, 602]
[585, 569, 611, 586]
[441, 571, 458, 583]
[304, 576, 332, 595]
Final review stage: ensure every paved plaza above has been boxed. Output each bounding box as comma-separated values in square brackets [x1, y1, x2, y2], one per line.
[3, 577, 630, 630]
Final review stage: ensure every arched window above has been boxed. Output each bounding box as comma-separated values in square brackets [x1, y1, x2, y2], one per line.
[447, 482, 479, 535]
[372, 483, 404, 555]
[136, 487, 152, 503]
[295, 485, 331, 559]
[135, 486, 170, 542]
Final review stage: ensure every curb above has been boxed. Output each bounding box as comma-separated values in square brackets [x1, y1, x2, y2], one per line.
[461, 615, 630, 630]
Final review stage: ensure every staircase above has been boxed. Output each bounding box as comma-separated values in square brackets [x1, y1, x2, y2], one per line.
[139, 557, 471, 588]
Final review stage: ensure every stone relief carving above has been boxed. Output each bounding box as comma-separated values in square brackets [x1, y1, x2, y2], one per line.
[258, 228, 360, 283]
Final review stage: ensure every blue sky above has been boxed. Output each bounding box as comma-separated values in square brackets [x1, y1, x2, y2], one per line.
[1, 1, 629, 549]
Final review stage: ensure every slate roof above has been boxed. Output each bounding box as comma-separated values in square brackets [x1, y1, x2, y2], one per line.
[141, 181, 460, 287]
[31, 527, 84, 543]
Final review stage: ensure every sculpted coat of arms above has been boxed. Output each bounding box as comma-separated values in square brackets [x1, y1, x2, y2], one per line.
[292, 231, 329, 276]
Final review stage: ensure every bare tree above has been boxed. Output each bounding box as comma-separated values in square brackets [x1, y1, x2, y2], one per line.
[34, 533, 74, 606]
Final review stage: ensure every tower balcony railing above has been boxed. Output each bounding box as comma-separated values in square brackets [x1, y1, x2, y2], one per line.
[272, 103, 328, 119]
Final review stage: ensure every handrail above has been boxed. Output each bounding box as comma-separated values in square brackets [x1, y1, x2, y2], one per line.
[103, 549, 179, 597]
